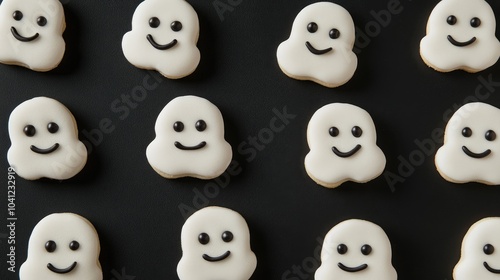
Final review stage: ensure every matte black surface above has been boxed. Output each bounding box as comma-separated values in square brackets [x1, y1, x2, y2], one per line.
[2, 0, 500, 279]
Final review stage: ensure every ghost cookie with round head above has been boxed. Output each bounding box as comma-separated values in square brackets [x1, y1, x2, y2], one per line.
[304, 103, 386, 188]
[146, 96, 232, 179]
[20, 213, 102, 280]
[177, 206, 257, 280]
[122, 0, 200, 79]
[7, 97, 87, 180]
[420, 0, 500, 73]
[315, 219, 397, 280]
[0, 0, 65, 71]
[277, 2, 357, 88]
[435, 102, 500, 185]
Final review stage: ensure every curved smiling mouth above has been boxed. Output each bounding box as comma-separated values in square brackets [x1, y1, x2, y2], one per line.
[47, 262, 77, 274]
[30, 143, 60, 154]
[174, 141, 206, 151]
[305, 41, 332, 55]
[447, 35, 476, 47]
[484, 262, 500, 274]
[11, 27, 39, 42]
[462, 146, 491, 159]
[332, 144, 361, 158]
[202, 251, 231, 262]
[338, 262, 368, 273]
[147, 34, 177, 50]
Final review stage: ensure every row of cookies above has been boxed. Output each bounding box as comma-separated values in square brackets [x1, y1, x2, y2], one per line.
[2, 0, 499, 86]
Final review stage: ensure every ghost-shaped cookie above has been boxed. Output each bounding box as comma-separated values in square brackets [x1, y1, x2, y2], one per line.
[7, 97, 87, 180]
[177, 206, 257, 280]
[146, 96, 232, 179]
[420, 0, 500, 73]
[277, 2, 357, 88]
[0, 0, 65, 71]
[315, 219, 397, 280]
[454, 217, 500, 280]
[304, 103, 386, 188]
[20, 213, 102, 280]
[122, 0, 200, 79]
[435, 102, 500, 185]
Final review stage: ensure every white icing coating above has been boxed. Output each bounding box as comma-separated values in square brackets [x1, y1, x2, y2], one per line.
[20, 213, 102, 280]
[177, 206, 257, 280]
[277, 2, 357, 88]
[420, 0, 500, 73]
[7, 97, 87, 180]
[453, 217, 500, 280]
[305, 103, 386, 188]
[0, 0, 65, 71]
[146, 96, 232, 179]
[435, 102, 500, 185]
[315, 219, 397, 280]
[122, 0, 200, 79]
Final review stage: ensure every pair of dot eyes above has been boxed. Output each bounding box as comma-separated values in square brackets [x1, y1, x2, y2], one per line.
[12, 10, 47, 27]
[149, 17, 182, 32]
[329, 126, 363, 138]
[461, 127, 496, 141]
[446, 15, 481, 28]
[23, 122, 59, 137]
[306, 22, 340, 39]
[198, 231, 233, 245]
[337, 244, 372, 255]
[173, 120, 207, 132]
[45, 240, 80, 253]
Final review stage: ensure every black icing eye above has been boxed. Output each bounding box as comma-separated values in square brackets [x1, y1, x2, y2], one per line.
[195, 120, 207, 132]
[337, 244, 348, 255]
[462, 127, 472, 137]
[470, 17, 481, 28]
[447, 15, 457, 25]
[307, 22, 318, 33]
[329, 127, 339, 137]
[361, 244, 372, 255]
[221, 231, 233, 242]
[149, 17, 160, 28]
[173, 121, 184, 132]
[171, 21, 182, 32]
[47, 122, 59, 134]
[12, 10, 23, 21]
[198, 233, 210, 245]
[69, 241, 79, 251]
[24, 125, 36, 137]
[37, 16, 47, 27]
[329, 28, 340, 39]
[351, 126, 363, 138]
[484, 244, 495, 255]
[45, 240, 56, 253]
[486, 130, 496, 141]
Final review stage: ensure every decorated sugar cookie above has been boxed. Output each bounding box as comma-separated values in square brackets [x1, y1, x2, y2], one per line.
[315, 219, 397, 280]
[435, 102, 500, 184]
[420, 0, 500, 73]
[277, 2, 357, 88]
[305, 103, 386, 188]
[122, 0, 200, 79]
[177, 206, 257, 280]
[20, 213, 102, 280]
[0, 0, 66, 71]
[8, 97, 87, 180]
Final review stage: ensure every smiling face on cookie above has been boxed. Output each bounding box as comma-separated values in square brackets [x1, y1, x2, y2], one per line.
[304, 103, 386, 188]
[435, 102, 500, 184]
[122, 0, 200, 79]
[177, 207, 257, 280]
[19, 213, 102, 280]
[277, 2, 357, 88]
[420, 0, 500, 72]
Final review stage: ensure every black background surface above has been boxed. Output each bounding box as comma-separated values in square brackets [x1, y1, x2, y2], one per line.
[2, 0, 500, 279]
